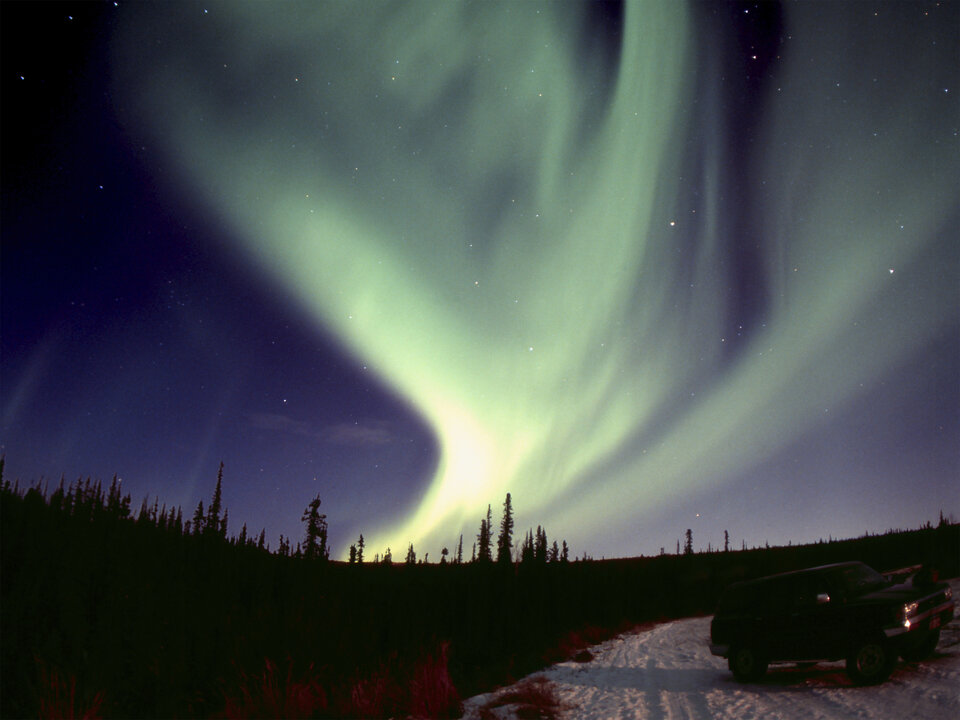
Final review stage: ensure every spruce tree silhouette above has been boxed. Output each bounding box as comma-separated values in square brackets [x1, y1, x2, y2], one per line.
[204, 462, 227, 539]
[301, 494, 329, 560]
[497, 493, 514, 565]
[191, 500, 204, 535]
[477, 505, 493, 562]
[520, 529, 535, 564]
[105, 475, 131, 520]
[534, 526, 548, 563]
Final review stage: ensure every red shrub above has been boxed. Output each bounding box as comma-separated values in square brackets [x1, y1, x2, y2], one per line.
[480, 676, 566, 720]
[218, 644, 459, 719]
[408, 643, 461, 719]
[218, 657, 327, 719]
[36, 664, 105, 720]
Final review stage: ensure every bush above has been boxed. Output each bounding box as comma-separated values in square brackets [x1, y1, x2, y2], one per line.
[36, 663, 105, 720]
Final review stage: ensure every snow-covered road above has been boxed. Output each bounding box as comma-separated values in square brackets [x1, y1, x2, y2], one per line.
[462, 579, 960, 720]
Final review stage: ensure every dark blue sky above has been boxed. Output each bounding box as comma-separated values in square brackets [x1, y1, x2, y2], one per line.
[2, 2, 437, 551]
[3, 1, 958, 559]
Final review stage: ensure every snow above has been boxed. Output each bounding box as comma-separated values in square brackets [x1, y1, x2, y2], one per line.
[461, 578, 960, 720]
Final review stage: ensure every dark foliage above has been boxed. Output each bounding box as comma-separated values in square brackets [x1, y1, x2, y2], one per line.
[476, 504, 493, 564]
[2, 464, 957, 718]
[301, 494, 329, 561]
[497, 493, 514, 565]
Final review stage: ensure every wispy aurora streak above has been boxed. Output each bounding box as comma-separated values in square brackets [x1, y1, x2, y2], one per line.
[117, 1, 958, 555]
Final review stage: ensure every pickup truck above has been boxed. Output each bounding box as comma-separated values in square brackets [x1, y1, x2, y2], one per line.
[709, 561, 954, 684]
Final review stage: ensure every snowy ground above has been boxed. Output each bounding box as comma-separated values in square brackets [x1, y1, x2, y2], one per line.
[462, 578, 960, 720]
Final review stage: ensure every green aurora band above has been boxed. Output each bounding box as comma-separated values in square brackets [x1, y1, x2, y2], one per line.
[117, 1, 958, 556]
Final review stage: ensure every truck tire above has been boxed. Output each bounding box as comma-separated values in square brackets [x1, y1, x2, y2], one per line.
[729, 646, 768, 682]
[846, 639, 894, 685]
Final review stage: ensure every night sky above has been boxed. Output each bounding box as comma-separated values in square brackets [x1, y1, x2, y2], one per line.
[2, 1, 958, 561]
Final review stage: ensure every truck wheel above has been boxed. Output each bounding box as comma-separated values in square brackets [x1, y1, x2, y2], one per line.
[729, 646, 768, 682]
[901, 629, 940, 662]
[846, 640, 894, 685]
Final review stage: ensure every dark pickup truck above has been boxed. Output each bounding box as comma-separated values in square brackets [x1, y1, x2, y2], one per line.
[709, 561, 954, 684]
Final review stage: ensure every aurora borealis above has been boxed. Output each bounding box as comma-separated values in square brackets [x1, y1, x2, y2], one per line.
[3, 1, 958, 559]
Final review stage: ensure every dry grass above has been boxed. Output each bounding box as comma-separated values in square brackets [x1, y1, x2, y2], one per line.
[407, 642, 461, 719]
[36, 664, 105, 720]
[544, 620, 662, 665]
[219, 645, 460, 719]
[479, 676, 567, 720]
[218, 657, 328, 719]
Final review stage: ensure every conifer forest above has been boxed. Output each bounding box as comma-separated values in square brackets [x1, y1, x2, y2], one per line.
[2, 459, 957, 718]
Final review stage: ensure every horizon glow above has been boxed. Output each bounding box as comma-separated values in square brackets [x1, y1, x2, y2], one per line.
[116, 1, 958, 557]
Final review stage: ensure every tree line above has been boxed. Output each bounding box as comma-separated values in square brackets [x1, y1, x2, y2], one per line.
[348, 492, 572, 569]
[2, 456, 571, 571]
[0, 459, 587, 717]
[3, 456, 957, 719]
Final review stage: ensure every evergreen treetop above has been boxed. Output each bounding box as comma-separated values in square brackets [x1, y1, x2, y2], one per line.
[204, 462, 226, 539]
[301, 494, 329, 561]
[497, 493, 514, 565]
[476, 504, 493, 563]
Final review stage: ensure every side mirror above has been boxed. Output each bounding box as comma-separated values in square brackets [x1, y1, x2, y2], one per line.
[816, 593, 831, 605]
